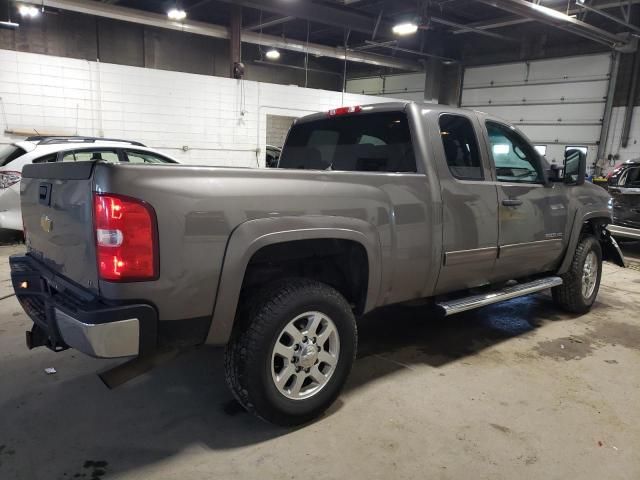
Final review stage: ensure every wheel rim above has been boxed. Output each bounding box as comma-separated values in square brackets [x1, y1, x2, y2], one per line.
[271, 311, 340, 401]
[582, 251, 598, 299]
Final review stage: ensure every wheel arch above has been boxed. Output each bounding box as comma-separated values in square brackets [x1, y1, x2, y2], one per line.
[557, 209, 621, 274]
[205, 216, 382, 345]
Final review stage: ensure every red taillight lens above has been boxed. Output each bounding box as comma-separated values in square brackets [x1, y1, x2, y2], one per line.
[328, 105, 362, 116]
[0, 171, 21, 189]
[93, 193, 158, 282]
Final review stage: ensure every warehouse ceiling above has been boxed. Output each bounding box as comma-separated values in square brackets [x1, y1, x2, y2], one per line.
[16, 0, 640, 76]
[92, 0, 640, 61]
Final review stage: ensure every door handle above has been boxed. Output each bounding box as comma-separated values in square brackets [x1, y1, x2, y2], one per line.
[502, 199, 523, 207]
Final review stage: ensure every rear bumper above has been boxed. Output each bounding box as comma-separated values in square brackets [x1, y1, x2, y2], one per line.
[10, 254, 158, 358]
[608, 224, 640, 240]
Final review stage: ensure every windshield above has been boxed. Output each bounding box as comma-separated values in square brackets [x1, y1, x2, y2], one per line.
[0, 145, 26, 167]
[279, 112, 416, 173]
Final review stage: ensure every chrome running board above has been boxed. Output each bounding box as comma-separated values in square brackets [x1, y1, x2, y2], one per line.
[436, 276, 563, 316]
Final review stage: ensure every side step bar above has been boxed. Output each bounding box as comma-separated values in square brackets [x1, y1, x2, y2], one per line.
[436, 276, 563, 316]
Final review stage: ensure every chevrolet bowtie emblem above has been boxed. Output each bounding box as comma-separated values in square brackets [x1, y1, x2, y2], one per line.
[40, 215, 53, 233]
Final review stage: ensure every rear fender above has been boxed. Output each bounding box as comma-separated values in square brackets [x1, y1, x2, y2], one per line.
[205, 215, 382, 345]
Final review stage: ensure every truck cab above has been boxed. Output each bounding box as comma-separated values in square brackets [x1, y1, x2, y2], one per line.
[11, 102, 624, 426]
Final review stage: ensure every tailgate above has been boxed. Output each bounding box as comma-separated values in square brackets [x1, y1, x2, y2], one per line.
[21, 162, 99, 292]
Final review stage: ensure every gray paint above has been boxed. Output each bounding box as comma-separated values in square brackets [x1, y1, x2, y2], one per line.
[19, 101, 615, 349]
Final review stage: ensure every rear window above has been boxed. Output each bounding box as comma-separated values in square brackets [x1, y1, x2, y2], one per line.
[279, 112, 416, 172]
[0, 145, 26, 167]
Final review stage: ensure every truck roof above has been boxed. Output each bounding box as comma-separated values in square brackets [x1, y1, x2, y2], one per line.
[294, 101, 489, 125]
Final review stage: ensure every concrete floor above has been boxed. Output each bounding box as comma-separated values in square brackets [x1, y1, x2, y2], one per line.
[0, 234, 639, 480]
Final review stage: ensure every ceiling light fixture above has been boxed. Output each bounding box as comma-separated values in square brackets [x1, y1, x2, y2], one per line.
[167, 8, 187, 21]
[0, 20, 19, 29]
[265, 49, 281, 60]
[392, 21, 418, 36]
[18, 5, 39, 18]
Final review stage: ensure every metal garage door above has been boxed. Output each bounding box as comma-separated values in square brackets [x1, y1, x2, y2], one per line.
[461, 53, 612, 166]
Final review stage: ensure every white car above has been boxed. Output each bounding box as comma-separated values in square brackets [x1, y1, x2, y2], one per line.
[0, 136, 179, 232]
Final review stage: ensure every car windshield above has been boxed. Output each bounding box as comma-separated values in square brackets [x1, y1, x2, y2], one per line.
[0, 145, 26, 167]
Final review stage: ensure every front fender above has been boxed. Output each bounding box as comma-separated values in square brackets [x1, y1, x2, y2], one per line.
[205, 215, 382, 345]
[601, 228, 626, 268]
[558, 209, 624, 274]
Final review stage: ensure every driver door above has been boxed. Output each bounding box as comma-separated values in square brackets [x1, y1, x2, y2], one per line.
[485, 121, 567, 281]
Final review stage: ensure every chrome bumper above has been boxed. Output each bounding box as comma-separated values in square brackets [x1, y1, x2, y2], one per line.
[56, 309, 140, 358]
[11, 254, 158, 359]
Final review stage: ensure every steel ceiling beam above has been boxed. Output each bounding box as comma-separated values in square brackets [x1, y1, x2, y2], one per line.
[475, 0, 629, 49]
[21, 0, 422, 71]
[455, 0, 640, 36]
[245, 16, 295, 31]
[215, 0, 388, 35]
[577, 1, 640, 35]
[429, 16, 518, 42]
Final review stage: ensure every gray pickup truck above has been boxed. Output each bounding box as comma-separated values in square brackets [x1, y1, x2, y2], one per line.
[11, 102, 625, 426]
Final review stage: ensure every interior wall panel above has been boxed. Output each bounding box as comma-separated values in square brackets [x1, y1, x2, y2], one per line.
[462, 53, 613, 166]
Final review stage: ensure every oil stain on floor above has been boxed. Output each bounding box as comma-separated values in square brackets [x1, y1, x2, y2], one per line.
[534, 321, 640, 361]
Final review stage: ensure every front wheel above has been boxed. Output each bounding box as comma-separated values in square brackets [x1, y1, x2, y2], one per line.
[224, 279, 357, 426]
[552, 235, 602, 313]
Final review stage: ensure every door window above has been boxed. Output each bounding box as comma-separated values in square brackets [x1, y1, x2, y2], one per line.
[486, 122, 543, 184]
[61, 150, 120, 163]
[618, 166, 640, 187]
[125, 150, 175, 164]
[439, 114, 483, 180]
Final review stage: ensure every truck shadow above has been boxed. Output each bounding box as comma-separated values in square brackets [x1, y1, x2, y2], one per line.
[0, 292, 585, 479]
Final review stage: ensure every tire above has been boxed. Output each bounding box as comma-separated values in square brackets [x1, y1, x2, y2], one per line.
[552, 235, 602, 314]
[224, 278, 357, 426]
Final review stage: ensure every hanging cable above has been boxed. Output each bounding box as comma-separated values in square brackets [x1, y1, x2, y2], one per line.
[305, 20, 310, 88]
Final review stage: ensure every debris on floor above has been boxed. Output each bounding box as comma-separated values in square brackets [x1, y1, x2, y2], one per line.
[44, 367, 57, 375]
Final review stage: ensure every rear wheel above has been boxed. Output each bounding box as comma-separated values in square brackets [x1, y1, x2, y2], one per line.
[552, 235, 602, 313]
[224, 278, 357, 426]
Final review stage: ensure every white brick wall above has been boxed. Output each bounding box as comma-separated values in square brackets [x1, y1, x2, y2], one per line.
[0, 49, 397, 167]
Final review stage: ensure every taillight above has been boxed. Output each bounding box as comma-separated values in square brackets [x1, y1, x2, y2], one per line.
[328, 105, 362, 116]
[93, 193, 158, 282]
[0, 171, 21, 189]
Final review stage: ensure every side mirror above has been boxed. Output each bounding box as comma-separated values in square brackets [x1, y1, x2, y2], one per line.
[564, 149, 586, 186]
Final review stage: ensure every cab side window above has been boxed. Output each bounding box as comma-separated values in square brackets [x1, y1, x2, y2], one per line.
[125, 150, 175, 164]
[61, 150, 119, 163]
[618, 166, 640, 187]
[32, 153, 58, 163]
[486, 121, 542, 184]
[439, 114, 483, 180]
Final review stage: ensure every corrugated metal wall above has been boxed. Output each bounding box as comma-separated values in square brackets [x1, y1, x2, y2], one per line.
[461, 53, 613, 166]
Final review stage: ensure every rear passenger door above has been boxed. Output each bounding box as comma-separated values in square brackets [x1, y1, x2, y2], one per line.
[433, 112, 499, 294]
[485, 121, 567, 281]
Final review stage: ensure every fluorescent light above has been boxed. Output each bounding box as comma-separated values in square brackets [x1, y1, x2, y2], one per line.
[530, 3, 574, 22]
[167, 8, 187, 21]
[0, 21, 19, 29]
[392, 22, 418, 36]
[265, 49, 281, 60]
[19, 5, 39, 17]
